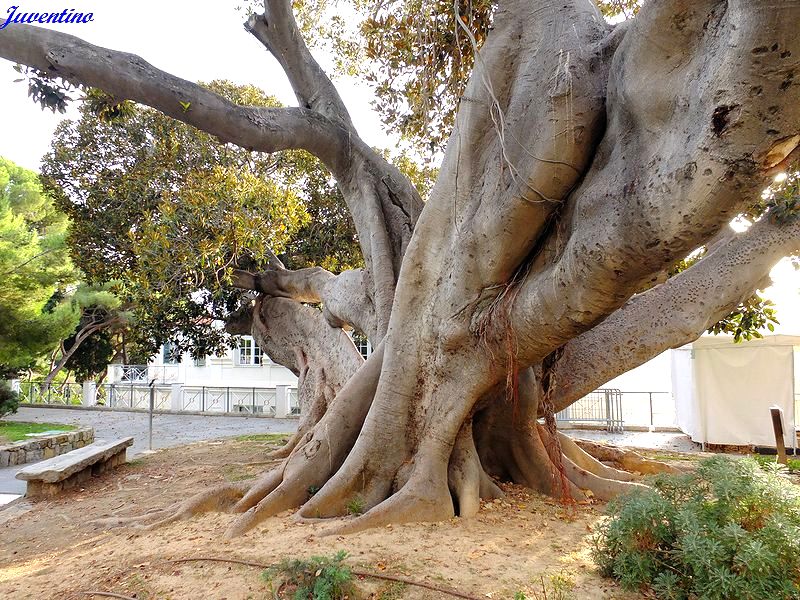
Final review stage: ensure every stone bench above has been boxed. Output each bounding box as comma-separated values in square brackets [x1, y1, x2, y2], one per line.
[16, 437, 134, 498]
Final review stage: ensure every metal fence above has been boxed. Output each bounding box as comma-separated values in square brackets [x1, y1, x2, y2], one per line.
[99, 384, 172, 411]
[556, 389, 676, 431]
[18, 381, 84, 405]
[556, 388, 624, 432]
[18, 380, 299, 417]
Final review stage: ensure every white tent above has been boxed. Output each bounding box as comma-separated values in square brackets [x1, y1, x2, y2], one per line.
[672, 334, 800, 448]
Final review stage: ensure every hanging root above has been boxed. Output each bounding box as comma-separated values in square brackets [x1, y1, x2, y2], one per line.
[572, 438, 681, 475]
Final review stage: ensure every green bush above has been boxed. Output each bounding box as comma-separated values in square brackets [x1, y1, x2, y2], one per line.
[0, 382, 20, 419]
[262, 550, 354, 600]
[592, 456, 800, 599]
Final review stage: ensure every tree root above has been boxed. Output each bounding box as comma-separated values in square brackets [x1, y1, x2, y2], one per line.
[81, 592, 137, 600]
[573, 439, 680, 475]
[90, 483, 248, 530]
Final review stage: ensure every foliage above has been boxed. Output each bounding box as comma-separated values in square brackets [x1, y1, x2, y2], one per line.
[12, 64, 76, 113]
[707, 294, 779, 343]
[41, 81, 358, 359]
[346, 495, 365, 515]
[282, 0, 641, 156]
[62, 328, 114, 382]
[592, 456, 800, 599]
[0, 157, 80, 374]
[0, 381, 20, 419]
[261, 550, 354, 600]
[744, 168, 800, 225]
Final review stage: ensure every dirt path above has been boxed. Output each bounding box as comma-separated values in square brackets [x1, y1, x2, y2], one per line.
[0, 435, 644, 600]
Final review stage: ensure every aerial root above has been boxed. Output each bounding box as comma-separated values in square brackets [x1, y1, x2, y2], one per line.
[572, 438, 681, 475]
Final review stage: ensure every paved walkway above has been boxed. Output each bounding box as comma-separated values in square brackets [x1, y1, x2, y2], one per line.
[559, 428, 700, 453]
[0, 407, 298, 498]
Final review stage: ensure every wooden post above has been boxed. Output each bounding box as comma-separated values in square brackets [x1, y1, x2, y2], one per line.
[770, 406, 788, 465]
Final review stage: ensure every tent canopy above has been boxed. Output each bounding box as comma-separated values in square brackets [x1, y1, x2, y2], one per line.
[673, 334, 800, 447]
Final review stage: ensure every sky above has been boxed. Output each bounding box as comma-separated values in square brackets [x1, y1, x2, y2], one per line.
[0, 1, 798, 334]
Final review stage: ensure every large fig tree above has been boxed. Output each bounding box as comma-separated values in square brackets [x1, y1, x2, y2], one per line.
[2, 0, 799, 537]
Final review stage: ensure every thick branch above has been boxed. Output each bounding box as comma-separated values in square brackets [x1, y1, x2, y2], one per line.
[246, 0, 353, 128]
[550, 214, 800, 413]
[244, 2, 424, 338]
[232, 266, 376, 338]
[512, 0, 800, 365]
[0, 24, 350, 174]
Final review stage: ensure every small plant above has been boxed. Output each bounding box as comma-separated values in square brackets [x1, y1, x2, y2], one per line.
[0, 382, 20, 419]
[262, 550, 354, 600]
[592, 456, 800, 599]
[346, 496, 365, 516]
[308, 485, 320, 497]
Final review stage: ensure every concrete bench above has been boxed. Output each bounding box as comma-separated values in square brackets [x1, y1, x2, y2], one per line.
[16, 437, 134, 498]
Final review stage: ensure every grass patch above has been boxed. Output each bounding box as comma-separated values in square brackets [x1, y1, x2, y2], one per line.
[346, 496, 365, 515]
[640, 450, 697, 462]
[262, 550, 354, 599]
[223, 464, 258, 482]
[235, 433, 289, 443]
[0, 421, 75, 443]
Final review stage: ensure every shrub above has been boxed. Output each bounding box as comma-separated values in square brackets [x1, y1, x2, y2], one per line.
[592, 456, 800, 599]
[0, 382, 20, 419]
[262, 550, 354, 600]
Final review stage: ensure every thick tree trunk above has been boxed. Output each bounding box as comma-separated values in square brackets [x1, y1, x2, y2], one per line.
[4, 0, 799, 536]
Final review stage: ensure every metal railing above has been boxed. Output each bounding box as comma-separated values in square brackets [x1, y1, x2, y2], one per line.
[109, 364, 180, 384]
[181, 386, 278, 415]
[18, 382, 84, 405]
[99, 384, 172, 411]
[618, 391, 674, 428]
[556, 388, 624, 432]
[18, 380, 297, 418]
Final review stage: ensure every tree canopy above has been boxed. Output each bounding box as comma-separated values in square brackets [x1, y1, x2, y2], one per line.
[0, 157, 78, 375]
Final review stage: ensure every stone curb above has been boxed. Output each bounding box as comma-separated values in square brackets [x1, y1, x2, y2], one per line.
[0, 426, 95, 467]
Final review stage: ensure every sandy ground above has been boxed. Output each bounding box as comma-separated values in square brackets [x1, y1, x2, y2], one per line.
[0, 435, 646, 600]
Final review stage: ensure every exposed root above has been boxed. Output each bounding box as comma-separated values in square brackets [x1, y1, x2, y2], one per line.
[265, 429, 304, 459]
[92, 483, 248, 530]
[573, 439, 680, 475]
[560, 455, 647, 501]
[321, 480, 455, 537]
[224, 475, 310, 538]
[557, 431, 636, 482]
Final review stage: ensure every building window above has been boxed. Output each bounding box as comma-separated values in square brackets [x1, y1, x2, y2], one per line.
[237, 336, 262, 366]
[163, 342, 181, 365]
[352, 332, 371, 360]
[193, 356, 206, 367]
